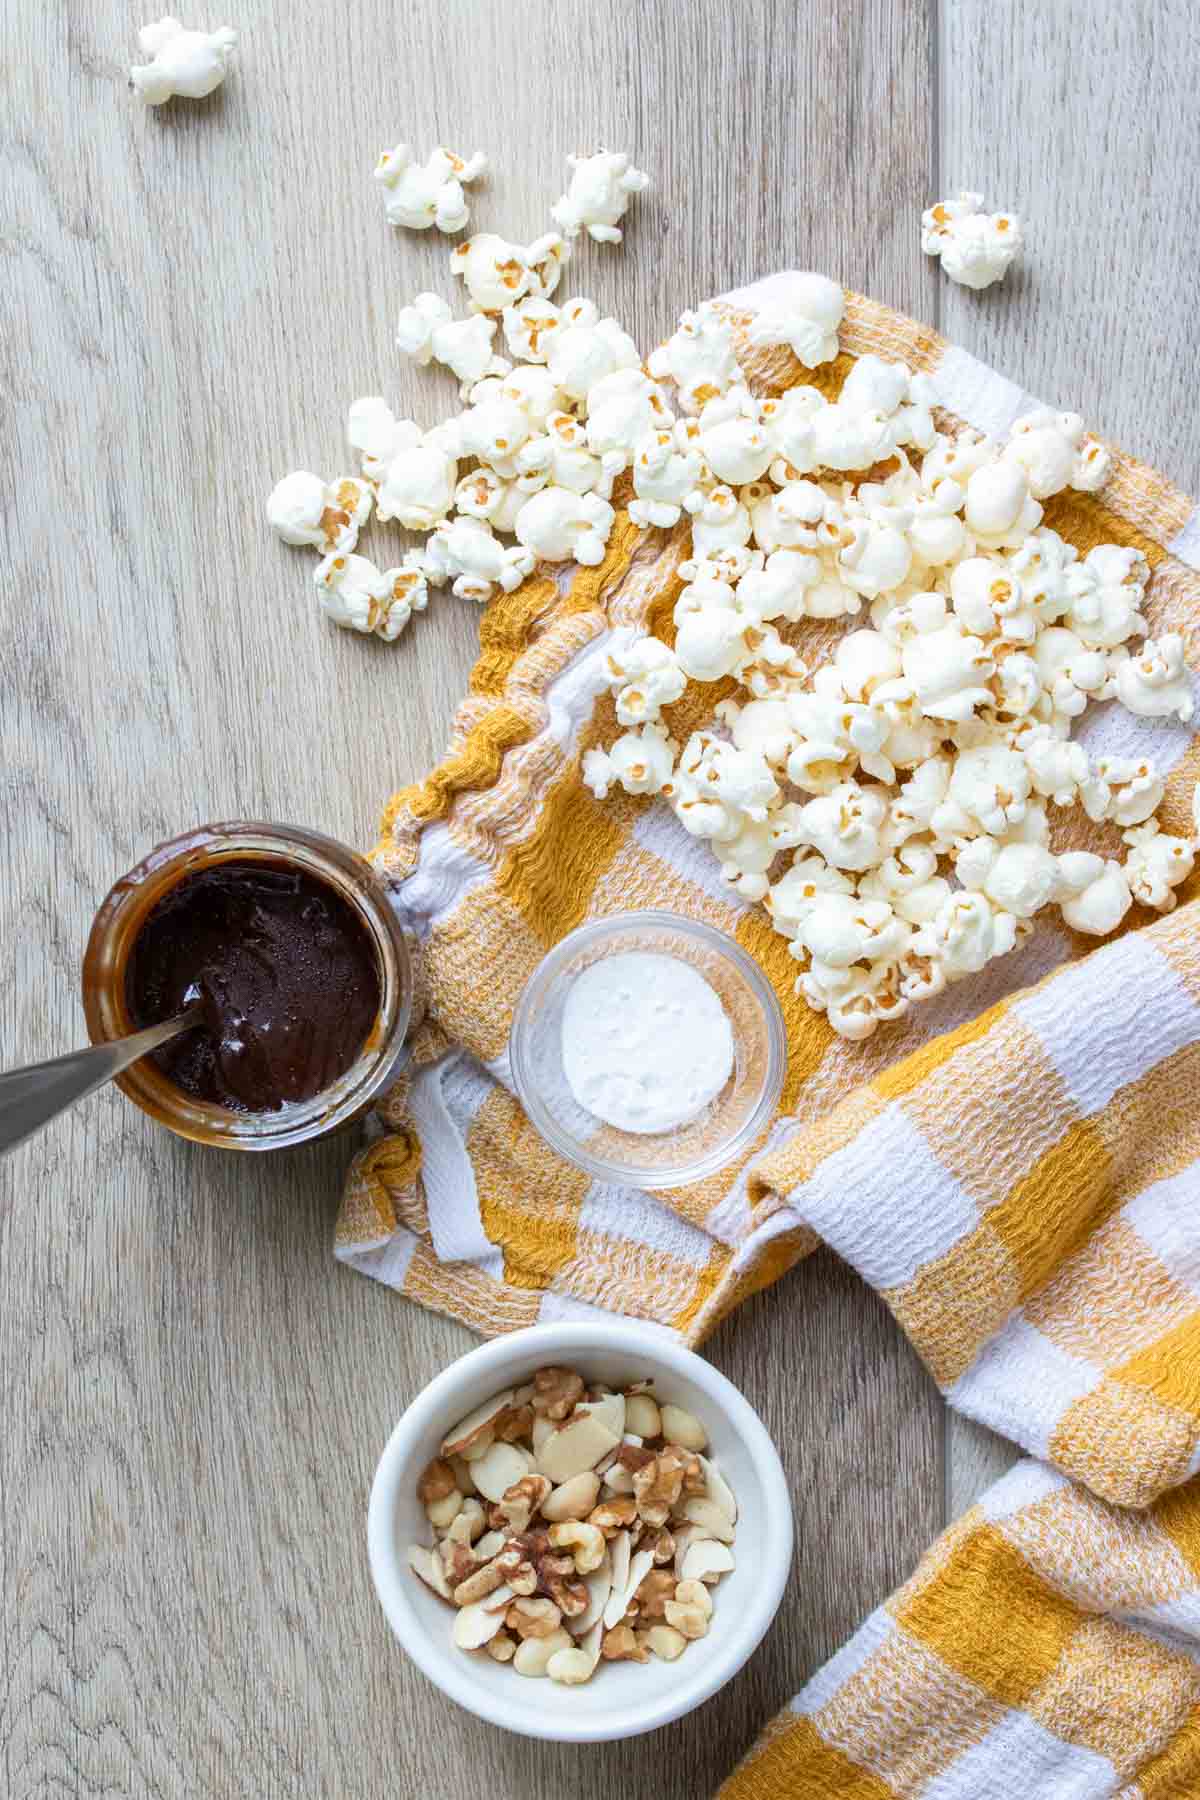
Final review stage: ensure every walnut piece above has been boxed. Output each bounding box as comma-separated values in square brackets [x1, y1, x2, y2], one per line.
[531, 1366, 585, 1421]
[633, 1567, 675, 1620]
[601, 1623, 648, 1662]
[588, 1495, 638, 1538]
[632, 1452, 685, 1527]
[505, 1596, 563, 1640]
[495, 1473, 552, 1535]
[417, 1457, 458, 1504]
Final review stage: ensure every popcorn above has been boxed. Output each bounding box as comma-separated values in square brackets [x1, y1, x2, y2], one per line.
[585, 369, 674, 471]
[1109, 633, 1195, 723]
[1033, 626, 1110, 718]
[455, 467, 524, 532]
[1004, 410, 1112, 499]
[582, 723, 676, 799]
[544, 303, 640, 401]
[672, 577, 753, 682]
[686, 487, 752, 563]
[629, 430, 705, 528]
[423, 516, 535, 602]
[517, 412, 611, 498]
[1089, 756, 1166, 828]
[130, 17, 236, 104]
[396, 294, 510, 396]
[1123, 820, 1195, 913]
[374, 144, 487, 233]
[1022, 728, 1090, 807]
[912, 891, 1018, 977]
[921, 191, 1023, 290]
[376, 431, 459, 530]
[346, 396, 419, 481]
[266, 472, 372, 554]
[963, 463, 1043, 546]
[313, 551, 428, 641]
[902, 623, 995, 724]
[501, 297, 563, 364]
[670, 733, 778, 840]
[950, 557, 1037, 645]
[451, 232, 568, 314]
[1064, 545, 1149, 648]
[794, 894, 909, 968]
[697, 388, 774, 486]
[550, 151, 649, 244]
[909, 481, 969, 567]
[837, 515, 913, 601]
[602, 636, 687, 726]
[514, 486, 615, 565]
[744, 273, 845, 369]
[648, 305, 744, 414]
[794, 780, 887, 872]
[1059, 859, 1133, 936]
[457, 393, 534, 475]
[946, 745, 1032, 837]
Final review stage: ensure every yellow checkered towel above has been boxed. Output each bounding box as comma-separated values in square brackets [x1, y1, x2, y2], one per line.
[337, 278, 1200, 1793]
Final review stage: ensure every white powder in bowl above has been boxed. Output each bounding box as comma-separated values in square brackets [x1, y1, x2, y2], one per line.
[560, 951, 735, 1134]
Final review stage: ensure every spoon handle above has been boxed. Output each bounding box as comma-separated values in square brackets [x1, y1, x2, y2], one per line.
[0, 1013, 197, 1158]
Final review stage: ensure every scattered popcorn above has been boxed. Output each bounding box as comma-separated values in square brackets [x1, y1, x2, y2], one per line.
[374, 144, 487, 234]
[452, 232, 568, 314]
[550, 151, 649, 244]
[603, 636, 687, 726]
[408, 1372, 736, 1685]
[545, 302, 640, 401]
[424, 516, 534, 602]
[744, 273, 845, 369]
[583, 723, 677, 798]
[395, 294, 510, 396]
[314, 552, 427, 641]
[1004, 410, 1112, 499]
[648, 305, 743, 413]
[375, 428, 459, 531]
[1110, 633, 1195, 723]
[921, 191, 1023, 290]
[1122, 820, 1195, 913]
[130, 16, 236, 104]
[515, 486, 615, 566]
[266, 472, 372, 554]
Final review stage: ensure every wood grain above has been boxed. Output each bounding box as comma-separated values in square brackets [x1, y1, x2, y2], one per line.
[1, 0, 1197, 1793]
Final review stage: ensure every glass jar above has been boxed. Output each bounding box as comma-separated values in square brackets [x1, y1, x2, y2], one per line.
[82, 822, 412, 1151]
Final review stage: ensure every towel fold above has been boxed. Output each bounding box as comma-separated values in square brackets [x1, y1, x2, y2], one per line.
[337, 278, 1200, 1794]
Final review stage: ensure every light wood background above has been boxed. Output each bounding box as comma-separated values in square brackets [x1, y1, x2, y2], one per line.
[3, 2, 1199, 1794]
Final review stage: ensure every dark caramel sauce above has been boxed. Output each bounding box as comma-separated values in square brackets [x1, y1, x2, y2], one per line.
[126, 860, 380, 1112]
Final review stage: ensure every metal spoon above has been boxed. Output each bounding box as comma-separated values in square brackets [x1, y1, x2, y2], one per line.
[0, 1006, 202, 1158]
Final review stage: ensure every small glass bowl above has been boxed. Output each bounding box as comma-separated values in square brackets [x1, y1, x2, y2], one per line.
[509, 912, 786, 1190]
[82, 821, 413, 1152]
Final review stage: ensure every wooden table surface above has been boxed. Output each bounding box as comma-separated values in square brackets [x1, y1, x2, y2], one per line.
[4, 2, 1199, 1794]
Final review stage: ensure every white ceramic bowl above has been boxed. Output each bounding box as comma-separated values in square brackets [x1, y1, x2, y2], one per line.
[368, 1322, 793, 1742]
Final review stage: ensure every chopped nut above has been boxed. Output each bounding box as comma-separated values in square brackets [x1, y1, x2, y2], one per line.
[601, 1623, 648, 1662]
[531, 1415, 555, 1455]
[459, 1430, 495, 1463]
[602, 1530, 632, 1629]
[616, 1441, 656, 1473]
[506, 1595, 564, 1639]
[697, 1454, 738, 1524]
[664, 1578, 713, 1639]
[602, 1464, 636, 1495]
[536, 1402, 624, 1484]
[407, 1543, 452, 1601]
[473, 1529, 505, 1561]
[634, 1567, 676, 1620]
[438, 1539, 479, 1590]
[679, 1497, 735, 1543]
[486, 1632, 516, 1663]
[417, 1457, 458, 1505]
[453, 1557, 508, 1606]
[624, 1393, 662, 1439]
[681, 1539, 735, 1583]
[588, 1495, 638, 1538]
[426, 1488, 464, 1530]
[453, 1599, 507, 1649]
[547, 1646, 597, 1685]
[491, 1543, 539, 1596]
[470, 1440, 532, 1502]
[448, 1454, 477, 1497]
[445, 1497, 486, 1546]
[569, 1556, 614, 1635]
[548, 1519, 607, 1574]
[441, 1390, 516, 1459]
[647, 1528, 676, 1565]
[492, 1403, 535, 1443]
[644, 1624, 687, 1662]
[513, 1627, 572, 1676]
[632, 1452, 685, 1527]
[660, 1404, 708, 1451]
[495, 1473, 552, 1534]
[541, 1472, 601, 1522]
[531, 1366, 585, 1421]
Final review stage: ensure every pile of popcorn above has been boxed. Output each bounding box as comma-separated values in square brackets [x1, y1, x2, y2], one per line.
[266, 148, 1198, 1040]
[408, 1368, 737, 1685]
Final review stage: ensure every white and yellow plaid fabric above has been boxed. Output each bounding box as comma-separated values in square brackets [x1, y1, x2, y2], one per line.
[335, 276, 1200, 1793]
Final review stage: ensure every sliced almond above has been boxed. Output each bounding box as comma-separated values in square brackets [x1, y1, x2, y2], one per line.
[513, 1627, 572, 1677]
[569, 1552, 613, 1636]
[473, 1529, 505, 1561]
[698, 1454, 738, 1525]
[470, 1440, 532, 1502]
[531, 1414, 555, 1454]
[681, 1539, 735, 1583]
[680, 1497, 735, 1543]
[512, 1382, 535, 1405]
[441, 1389, 515, 1458]
[453, 1600, 506, 1649]
[602, 1530, 632, 1629]
[673, 1525, 703, 1580]
[536, 1408, 622, 1484]
[588, 1393, 626, 1439]
[602, 1463, 636, 1495]
[481, 1582, 516, 1613]
[541, 1471, 601, 1523]
[407, 1543, 452, 1601]
[624, 1548, 655, 1612]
